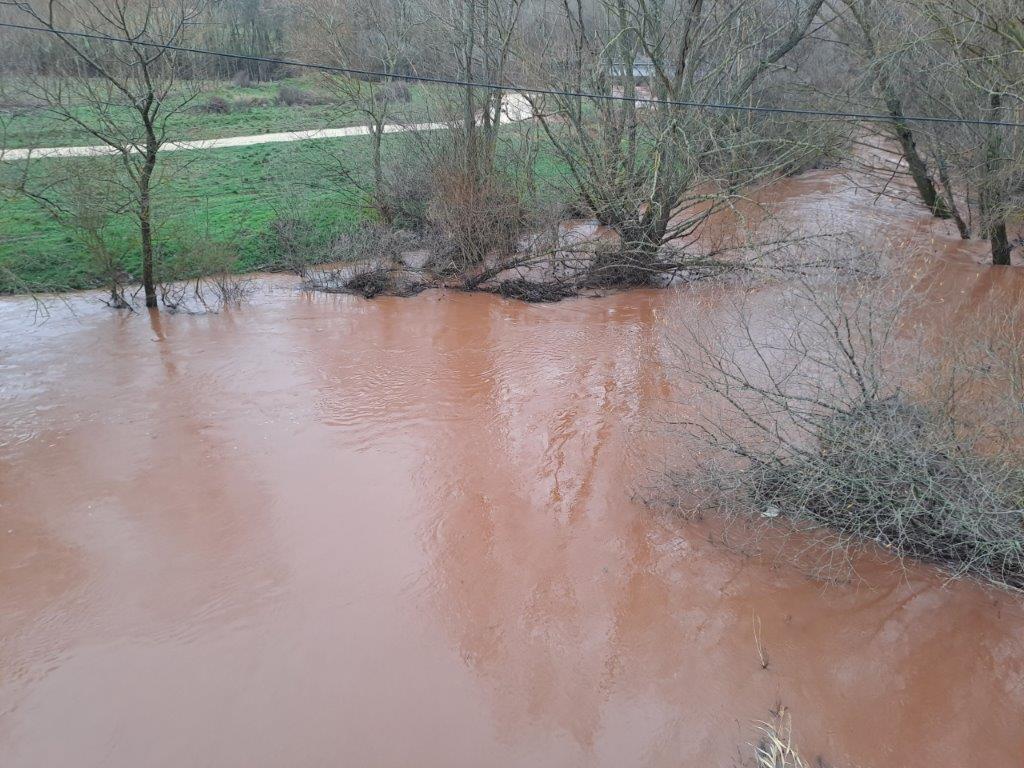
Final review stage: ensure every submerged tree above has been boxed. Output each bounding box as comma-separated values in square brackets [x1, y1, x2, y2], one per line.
[922, 0, 1024, 265]
[2, 0, 210, 307]
[836, 0, 968, 234]
[522, 0, 827, 282]
[833, 0, 1024, 265]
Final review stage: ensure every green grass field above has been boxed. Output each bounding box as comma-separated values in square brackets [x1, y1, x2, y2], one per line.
[0, 109, 572, 293]
[0, 73, 580, 293]
[0, 76, 436, 149]
[0, 136, 375, 291]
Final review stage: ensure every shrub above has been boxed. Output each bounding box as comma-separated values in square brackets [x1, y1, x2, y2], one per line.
[427, 166, 527, 268]
[373, 81, 411, 105]
[236, 96, 270, 110]
[276, 85, 322, 107]
[197, 96, 231, 114]
[668, 273, 1024, 591]
[260, 215, 340, 275]
[231, 69, 253, 88]
[379, 152, 436, 229]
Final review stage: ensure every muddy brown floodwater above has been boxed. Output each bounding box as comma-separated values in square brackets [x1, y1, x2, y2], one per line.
[2, 165, 1024, 768]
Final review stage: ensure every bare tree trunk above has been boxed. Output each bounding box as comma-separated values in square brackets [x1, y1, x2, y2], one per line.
[140, 114, 160, 308]
[984, 91, 1011, 266]
[991, 220, 1013, 265]
[370, 118, 393, 224]
[936, 154, 971, 239]
[140, 165, 157, 308]
[843, 1, 964, 225]
[885, 97, 953, 220]
[461, 0, 479, 182]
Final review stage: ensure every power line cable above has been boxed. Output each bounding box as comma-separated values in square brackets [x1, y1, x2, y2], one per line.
[1, 20, 1023, 129]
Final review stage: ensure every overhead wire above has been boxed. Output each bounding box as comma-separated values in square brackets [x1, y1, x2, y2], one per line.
[1, 20, 1023, 129]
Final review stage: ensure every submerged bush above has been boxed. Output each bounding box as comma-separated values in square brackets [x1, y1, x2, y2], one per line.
[752, 712, 808, 768]
[301, 223, 424, 298]
[669, 274, 1024, 591]
[747, 397, 1024, 587]
[156, 233, 253, 312]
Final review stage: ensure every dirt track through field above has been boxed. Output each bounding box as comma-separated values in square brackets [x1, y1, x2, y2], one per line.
[0, 93, 535, 160]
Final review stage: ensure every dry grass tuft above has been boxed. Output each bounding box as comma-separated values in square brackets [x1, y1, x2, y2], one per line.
[753, 711, 807, 768]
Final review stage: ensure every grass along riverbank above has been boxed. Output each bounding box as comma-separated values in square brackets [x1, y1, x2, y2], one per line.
[0, 76, 434, 150]
[0, 130, 570, 293]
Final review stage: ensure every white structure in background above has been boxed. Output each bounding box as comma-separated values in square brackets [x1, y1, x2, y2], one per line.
[499, 92, 533, 122]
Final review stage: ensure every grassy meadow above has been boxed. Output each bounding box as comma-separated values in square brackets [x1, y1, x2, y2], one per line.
[0, 78, 570, 292]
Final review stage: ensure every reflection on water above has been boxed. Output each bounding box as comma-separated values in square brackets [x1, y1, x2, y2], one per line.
[1, 169, 1023, 768]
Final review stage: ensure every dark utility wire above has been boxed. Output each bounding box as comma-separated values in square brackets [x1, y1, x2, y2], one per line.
[2, 20, 1023, 129]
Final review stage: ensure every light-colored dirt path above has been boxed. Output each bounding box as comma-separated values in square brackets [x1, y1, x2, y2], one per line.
[0, 93, 535, 161]
[0, 121, 448, 161]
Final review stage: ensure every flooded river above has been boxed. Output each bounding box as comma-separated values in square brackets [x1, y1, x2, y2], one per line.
[2, 167, 1023, 767]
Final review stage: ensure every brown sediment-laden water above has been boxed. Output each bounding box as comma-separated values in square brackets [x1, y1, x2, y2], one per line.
[1, 164, 1023, 768]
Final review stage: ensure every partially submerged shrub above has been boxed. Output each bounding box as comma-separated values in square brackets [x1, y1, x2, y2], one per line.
[494, 277, 577, 302]
[344, 267, 393, 299]
[579, 242, 665, 288]
[302, 223, 422, 298]
[157, 235, 252, 312]
[748, 397, 1024, 586]
[668, 274, 1024, 591]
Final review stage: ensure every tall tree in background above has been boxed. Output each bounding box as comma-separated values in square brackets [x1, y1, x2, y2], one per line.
[833, 0, 1023, 265]
[201, 0, 287, 81]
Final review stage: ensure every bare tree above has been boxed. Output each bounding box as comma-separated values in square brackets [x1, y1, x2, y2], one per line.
[2, 0, 210, 307]
[429, 0, 526, 201]
[832, 0, 1023, 265]
[523, 0, 827, 282]
[922, 0, 1024, 265]
[302, 0, 428, 223]
[834, 0, 969, 234]
[199, 0, 287, 82]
